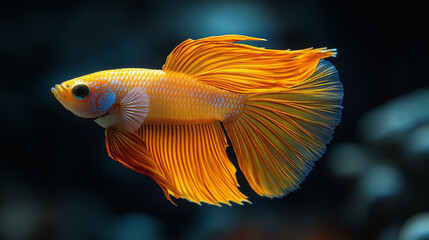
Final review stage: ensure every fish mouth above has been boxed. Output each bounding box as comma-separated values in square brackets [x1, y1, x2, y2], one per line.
[84, 111, 109, 120]
[51, 84, 68, 98]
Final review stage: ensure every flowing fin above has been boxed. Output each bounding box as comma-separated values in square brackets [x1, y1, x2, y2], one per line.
[118, 87, 150, 132]
[138, 122, 249, 206]
[163, 35, 336, 93]
[105, 127, 181, 203]
[224, 60, 343, 197]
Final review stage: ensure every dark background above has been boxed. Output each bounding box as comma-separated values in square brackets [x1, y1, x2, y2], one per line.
[1, 0, 428, 240]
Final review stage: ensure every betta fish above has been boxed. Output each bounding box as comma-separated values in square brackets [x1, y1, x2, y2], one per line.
[52, 35, 343, 206]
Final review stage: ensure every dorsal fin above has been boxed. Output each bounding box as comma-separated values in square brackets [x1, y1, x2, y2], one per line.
[163, 35, 336, 93]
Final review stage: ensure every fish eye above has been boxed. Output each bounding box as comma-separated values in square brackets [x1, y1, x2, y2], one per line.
[71, 83, 90, 100]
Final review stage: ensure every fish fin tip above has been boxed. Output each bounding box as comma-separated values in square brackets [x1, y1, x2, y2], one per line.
[325, 48, 337, 57]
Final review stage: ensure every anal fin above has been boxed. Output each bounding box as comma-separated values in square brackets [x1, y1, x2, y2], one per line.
[105, 128, 181, 203]
[138, 122, 249, 206]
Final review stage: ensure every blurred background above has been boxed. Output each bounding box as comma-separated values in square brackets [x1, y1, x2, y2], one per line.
[1, 0, 428, 239]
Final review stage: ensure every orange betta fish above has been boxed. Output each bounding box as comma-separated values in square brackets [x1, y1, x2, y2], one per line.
[52, 35, 343, 206]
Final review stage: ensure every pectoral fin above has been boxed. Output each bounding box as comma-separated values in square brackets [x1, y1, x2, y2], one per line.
[118, 88, 150, 132]
[96, 88, 150, 132]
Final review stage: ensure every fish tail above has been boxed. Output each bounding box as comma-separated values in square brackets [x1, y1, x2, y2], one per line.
[223, 60, 343, 197]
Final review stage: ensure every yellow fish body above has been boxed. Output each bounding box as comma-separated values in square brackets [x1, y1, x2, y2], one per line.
[52, 35, 343, 206]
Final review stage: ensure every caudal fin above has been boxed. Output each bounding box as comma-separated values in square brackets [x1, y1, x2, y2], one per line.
[224, 60, 343, 197]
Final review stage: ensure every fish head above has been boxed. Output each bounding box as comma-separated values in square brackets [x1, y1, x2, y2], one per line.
[51, 77, 117, 119]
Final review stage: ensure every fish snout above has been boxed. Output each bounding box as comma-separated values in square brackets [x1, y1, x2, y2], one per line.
[51, 83, 68, 98]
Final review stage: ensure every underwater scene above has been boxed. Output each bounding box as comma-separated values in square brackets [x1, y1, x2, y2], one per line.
[1, 0, 427, 239]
